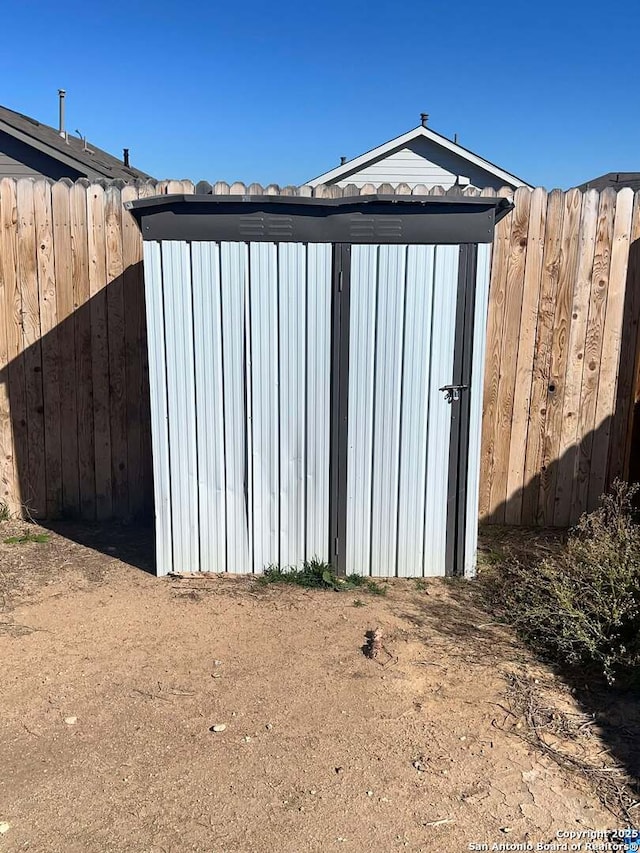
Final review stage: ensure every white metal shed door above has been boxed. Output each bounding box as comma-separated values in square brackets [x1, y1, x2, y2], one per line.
[143, 240, 333, 575]
[346, 244, 459, 577]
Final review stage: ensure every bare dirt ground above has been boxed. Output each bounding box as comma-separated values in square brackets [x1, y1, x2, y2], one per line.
[0, 521, 632, 852]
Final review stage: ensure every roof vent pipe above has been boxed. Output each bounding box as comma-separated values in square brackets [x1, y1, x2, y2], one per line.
[340, 155, 347, 165]
[58, 89, 66, 137]
[75, 129, 90, 151]
[454, 132, 458, 144]
[123, 148, 130, 167]
[420, 112, 429, 127]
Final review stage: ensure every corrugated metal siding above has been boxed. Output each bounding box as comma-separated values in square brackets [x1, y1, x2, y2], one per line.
[464, 242, 492, 577]
[278, 243, 306, 566]
[145, 237, 484, 579]
[249, 243, 280, 571]
[346, 244, 458, 577]
[370, 246, 406, 577]
[143, 241, 173, 576]
[396, 246, 435, 577]
[220, 243, 251, 573]
[192, 242, 226, 573]
[144, 240, 332, 575]
[423, 246, 459, 576]
[161, 241, 199, 573]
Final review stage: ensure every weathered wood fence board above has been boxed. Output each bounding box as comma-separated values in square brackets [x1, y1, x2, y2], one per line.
[0, 178, 638, 527]
[611, 193, 640, 483]
[0, 179, 23, 515]
[554, 189, 597, 528]
[572, 190, 616, 522]
[485, 185, 640, 525]
[490, 187, 530, 521]
[506, 186, 546, 524]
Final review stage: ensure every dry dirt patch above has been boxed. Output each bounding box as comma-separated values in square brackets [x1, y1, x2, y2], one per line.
[0, 522, 620, 852]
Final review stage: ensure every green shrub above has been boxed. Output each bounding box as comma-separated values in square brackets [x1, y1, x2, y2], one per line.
[481, 481, 640, 684]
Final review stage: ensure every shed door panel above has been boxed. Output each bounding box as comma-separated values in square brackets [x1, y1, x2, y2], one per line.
[192, 241, 332, 574]
[346, 244, 459, 577]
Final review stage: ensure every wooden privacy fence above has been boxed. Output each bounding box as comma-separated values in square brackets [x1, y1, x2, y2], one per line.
[0, 177, 638, 527]
[482, 186, 640, 526]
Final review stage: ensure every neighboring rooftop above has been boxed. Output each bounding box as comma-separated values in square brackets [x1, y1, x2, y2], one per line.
[307, 118, 531, 191]
[0, 100, 154, 182]
[577, 172, 640, 192]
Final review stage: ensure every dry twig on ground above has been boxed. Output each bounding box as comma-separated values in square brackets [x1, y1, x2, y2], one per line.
[500, 672, 640, 826]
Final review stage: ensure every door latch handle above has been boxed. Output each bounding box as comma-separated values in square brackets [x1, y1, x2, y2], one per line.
[439, 384, 468, 403]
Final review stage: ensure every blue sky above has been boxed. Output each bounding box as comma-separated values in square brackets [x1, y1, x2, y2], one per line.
[2, 0, 639, 189]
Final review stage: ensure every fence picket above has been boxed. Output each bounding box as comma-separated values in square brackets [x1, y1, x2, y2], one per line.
[105, 185, 129, 518]
[609, 192, 640, 482]
[554, 190, 599, 526]
[538, 188, 583, 525]
[16, 179, 46, 517]
[504, 187, 547, 524]
[521, 189, 565, 524]
[571, 189, 617, 522]
[52, 180, 80, 516]
[479, 190, 512, 518]
[34, 180, 62, 517]
[588, 187, 634, 507]
[0, 180, 21, 514]
[488, 187, 531, 521]
[122, 184, 144, 518]
[86, 184, 112, 520]
[71, 182, 95, 519]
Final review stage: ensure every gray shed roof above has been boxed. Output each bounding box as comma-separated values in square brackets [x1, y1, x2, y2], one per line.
[127, 193, 514, 244]
[0, 103, 154, 181]
[577, 172, 640, 192]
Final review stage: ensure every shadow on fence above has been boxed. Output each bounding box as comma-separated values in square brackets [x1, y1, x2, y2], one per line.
[486, 416, 619, 528]
[0, 261, 154, 540]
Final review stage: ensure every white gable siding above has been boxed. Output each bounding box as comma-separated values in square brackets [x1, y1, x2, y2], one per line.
[333, 136, 509, 191]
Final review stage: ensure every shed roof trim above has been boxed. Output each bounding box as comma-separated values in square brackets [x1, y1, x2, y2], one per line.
[127, 193, 514, 245]
[307, 125, 531, 190]
[126, 192, 513, 211]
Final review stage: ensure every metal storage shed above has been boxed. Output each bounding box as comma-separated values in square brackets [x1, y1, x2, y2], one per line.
[128, 194, 511, 578]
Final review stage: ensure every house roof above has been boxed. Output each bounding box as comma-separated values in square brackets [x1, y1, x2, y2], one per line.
[577, 172, 640, 192]
[307, 124, 531, 189]
[0, 103, 154, 181]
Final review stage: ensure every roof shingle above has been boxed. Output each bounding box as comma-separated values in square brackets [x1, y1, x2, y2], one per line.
[0, 103, 154, 181]
[577, 172, 640, 192]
